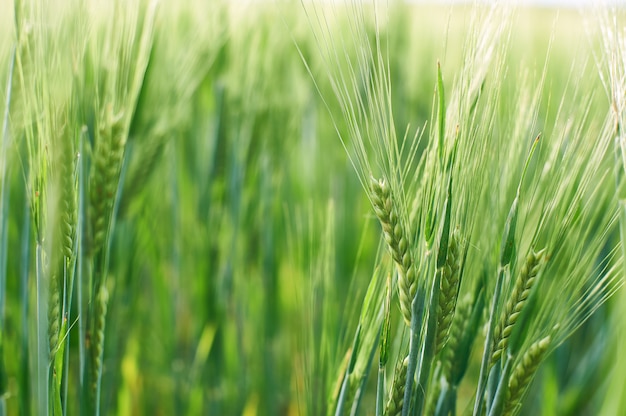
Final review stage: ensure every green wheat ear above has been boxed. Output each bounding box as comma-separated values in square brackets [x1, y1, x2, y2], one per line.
[385, 356, 409, 416]
[59, 131, 77, 260]
[90, 285, 109, 400]
[435, 228, 462, 354]
[88, 105, 125, 255]
[370, 177, 417, 326]
[492, 248, 545, 365]
[503, 336, 551, 416]
[441, 293, 473, 382]
[47, 271, 61, 359]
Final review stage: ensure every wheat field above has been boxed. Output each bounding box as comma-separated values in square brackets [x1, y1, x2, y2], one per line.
[1, 0, 626, 415]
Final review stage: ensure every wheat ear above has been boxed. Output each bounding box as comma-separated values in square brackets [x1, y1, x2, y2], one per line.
[90, 285, 109, 399]
[441, 293, 473, 382]
[385, 356, 409, 416]
[503, 336, 551, 416]
[370, 177, 417, 326]
[48, 271, 61, 359]
[60, 132, 76, 259]
[435, 229, 462, 354]
[89, 106, 125, 255]
[492, 249, 545, 364]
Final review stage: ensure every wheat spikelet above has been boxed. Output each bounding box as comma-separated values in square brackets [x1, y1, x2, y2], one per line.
[441, 294, 473, 383]
[423, 366, 442, 416]
[503, 336, 551, 416]
[47, 272, 61, 359]
[385, 356, 409, 416]
[59, 133, 76, 259]
[370, 177, 417, 326]
[89, 106, 125, 254]
[491, 249, 545, 364]
[90, 284, 109, 396]
[435, 229, 462, 354]
[43, 124, 76, 364]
